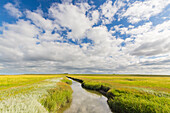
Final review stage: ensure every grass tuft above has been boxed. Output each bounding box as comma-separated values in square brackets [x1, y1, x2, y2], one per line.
[107, 88, 170, 113]
[41, 82, 72, 112]
[61, 78, 72, 85]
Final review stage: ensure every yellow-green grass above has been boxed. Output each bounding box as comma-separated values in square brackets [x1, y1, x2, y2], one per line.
[68, 74, 170, 93]
[0, 77, 61, 112]
[0, 74, 63, 90]
[0, 75, 73, 113]
[61, 78, 72, 85]
[41, 78, 73, 112]
[68, 74, 170, 113]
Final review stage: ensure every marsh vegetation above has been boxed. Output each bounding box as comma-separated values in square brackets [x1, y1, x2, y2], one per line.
[67, 74, 170, 113]
[64, 79, 111, 113]
[0, 74, 169, 113]
[0, 75, 72, 113]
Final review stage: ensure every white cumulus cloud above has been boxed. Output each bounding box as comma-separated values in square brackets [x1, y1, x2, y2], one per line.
[100, 0, 125, 24]
[121, 0, 170, 23]
[0, 0, 170, 74]
[49, 3, 93, 39]
[4, 3, 22, 18]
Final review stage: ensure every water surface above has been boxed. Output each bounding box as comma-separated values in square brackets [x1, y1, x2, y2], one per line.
[64, 80, 112, 113]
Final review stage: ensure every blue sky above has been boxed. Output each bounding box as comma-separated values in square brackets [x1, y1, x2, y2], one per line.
[0, 0, 170, 74]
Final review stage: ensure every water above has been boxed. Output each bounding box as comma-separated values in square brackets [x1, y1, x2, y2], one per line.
[64, 80, 112, 113]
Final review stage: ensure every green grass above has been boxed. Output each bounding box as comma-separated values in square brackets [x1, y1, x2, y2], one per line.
[108, 95, 170, 113]
[0, 75, 62, 90]
[107, 88, 170, 113]
[0, 75, 73, 113]
[68, 74, 170, 113]
[61, 78, 72, 85]
[0, 78, 62, 113]
[41, 79, 73, 112]
[69, 74, 170, 93]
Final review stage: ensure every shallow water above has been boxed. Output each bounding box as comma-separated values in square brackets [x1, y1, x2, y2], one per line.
[64, 80, 112, 113]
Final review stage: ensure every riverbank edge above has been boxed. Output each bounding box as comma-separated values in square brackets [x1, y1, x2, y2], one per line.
[66, 76, 113, 112]
[41, 78, 73, 113]
[66, 76, 170, 113]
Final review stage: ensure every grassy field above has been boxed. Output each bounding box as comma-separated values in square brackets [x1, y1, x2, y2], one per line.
[1, 74, 170, 113]
[0, 74, 72, 113]
[0, 74, 63, 90]
[68, 74, 170, 113]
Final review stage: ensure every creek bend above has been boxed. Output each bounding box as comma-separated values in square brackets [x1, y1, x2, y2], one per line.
[64, 79, 112, 113]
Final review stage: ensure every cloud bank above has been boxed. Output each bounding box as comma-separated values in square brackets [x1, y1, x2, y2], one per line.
[0, 0, 170, 74]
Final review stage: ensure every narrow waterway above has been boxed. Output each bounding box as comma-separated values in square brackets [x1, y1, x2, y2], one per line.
[64, 80, 112, 113]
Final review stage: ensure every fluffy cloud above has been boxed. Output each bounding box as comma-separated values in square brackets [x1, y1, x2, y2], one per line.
[129, 20, 170, 56]
[0, 0, 170, 74]
[49, 3, 93, 39]
[0, 20, 40, 62]
[4, 3, 22, 18]
[26, 10, 55, 31]
[111, 18, 170, 74]
[100, 0, 125, 24]
[121, 0, 170, 23]
[88, 10, 100, 24]
[115, 20, 170, 57]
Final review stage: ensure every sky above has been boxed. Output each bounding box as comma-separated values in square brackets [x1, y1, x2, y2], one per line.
[0, 0, 170, 74]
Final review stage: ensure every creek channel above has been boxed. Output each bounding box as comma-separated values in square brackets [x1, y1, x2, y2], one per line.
[64, 79, 112, 113]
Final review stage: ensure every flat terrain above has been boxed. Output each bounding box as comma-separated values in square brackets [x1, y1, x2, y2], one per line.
[68, 74, 170, 93]
[0, 74, 169, 113]
[0, 74, 72, 113]
[0, 74, 62, 90]
[68, 74, 170, 113]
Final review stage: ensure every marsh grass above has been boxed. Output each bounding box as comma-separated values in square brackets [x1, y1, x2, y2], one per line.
[41, 79, 73, 112]
[0, 75, 62, 90]
[107, 88, 170, 113]
[68, 74, 170, 113]
[0, 75, 73, 113]
[70, 75, 170, 93]
[61, 78, 72, 85]
[0, 78, 62, 113]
